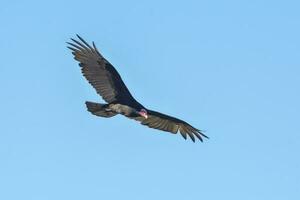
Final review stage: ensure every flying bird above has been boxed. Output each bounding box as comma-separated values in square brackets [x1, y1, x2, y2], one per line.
[67, 35, 208, 142]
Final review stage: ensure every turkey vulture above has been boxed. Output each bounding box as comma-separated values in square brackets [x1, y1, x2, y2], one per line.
[67, 35, 208, 142]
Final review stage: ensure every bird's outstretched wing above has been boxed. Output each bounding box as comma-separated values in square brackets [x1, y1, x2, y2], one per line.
[67, 35, 139, 105]
[133, 110, 208, 142]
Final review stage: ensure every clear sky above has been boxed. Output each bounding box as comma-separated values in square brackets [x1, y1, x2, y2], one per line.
[0, 0, 299, 199]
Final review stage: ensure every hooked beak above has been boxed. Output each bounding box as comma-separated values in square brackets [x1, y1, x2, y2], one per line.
[139, 110, 148, 119]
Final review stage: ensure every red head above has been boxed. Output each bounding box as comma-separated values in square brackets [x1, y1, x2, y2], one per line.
[138, 109, 148, 119]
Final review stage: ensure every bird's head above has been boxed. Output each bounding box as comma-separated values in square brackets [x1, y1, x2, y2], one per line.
[138, 109, 148, 119]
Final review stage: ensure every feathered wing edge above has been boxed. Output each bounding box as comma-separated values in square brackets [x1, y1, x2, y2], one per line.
[132, 110, 208, 142]
[67, 35, 138, 104]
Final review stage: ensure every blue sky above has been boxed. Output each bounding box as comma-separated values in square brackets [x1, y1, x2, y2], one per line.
[1, 0, 299, 199]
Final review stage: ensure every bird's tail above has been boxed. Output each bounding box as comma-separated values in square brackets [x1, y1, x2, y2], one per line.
[85, 101, 117, 118]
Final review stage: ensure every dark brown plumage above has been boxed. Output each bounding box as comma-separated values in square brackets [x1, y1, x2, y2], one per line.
[68, 35, 208, 142]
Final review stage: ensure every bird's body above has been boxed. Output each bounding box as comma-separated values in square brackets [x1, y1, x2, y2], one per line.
[68, 35, 208, 142]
